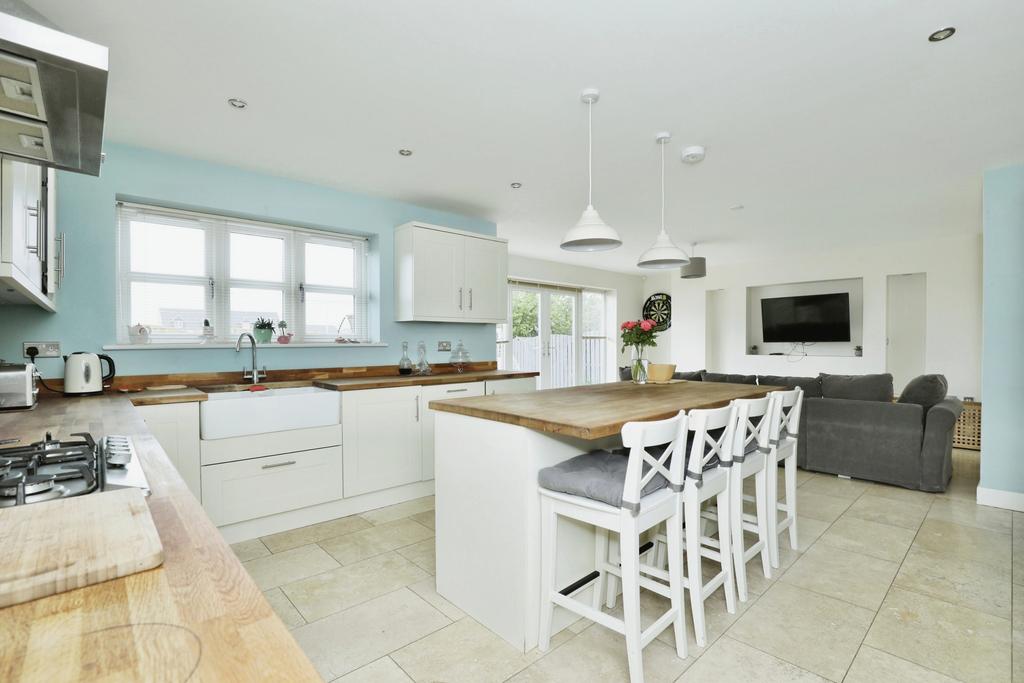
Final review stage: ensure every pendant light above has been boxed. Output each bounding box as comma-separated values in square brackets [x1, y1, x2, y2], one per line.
[680, 243, 707, 279]
[637, 132, 690, 268]
[560, 88, 622, 252]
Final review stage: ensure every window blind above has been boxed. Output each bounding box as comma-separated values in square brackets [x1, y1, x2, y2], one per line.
[116, 202, 369, 343]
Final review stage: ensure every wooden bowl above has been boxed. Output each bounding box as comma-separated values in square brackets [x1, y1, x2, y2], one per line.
[647, 363, 676, 383]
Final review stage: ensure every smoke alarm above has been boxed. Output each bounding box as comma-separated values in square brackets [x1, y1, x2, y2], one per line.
[681, 145, 706, 164]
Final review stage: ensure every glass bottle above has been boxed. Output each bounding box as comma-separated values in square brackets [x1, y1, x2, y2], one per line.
[398, 341, 413, 375]
[450, 339, 471, 373]
[416, 340, 431, 375]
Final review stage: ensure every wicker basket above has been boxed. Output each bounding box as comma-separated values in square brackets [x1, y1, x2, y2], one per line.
[954, 401, 981, 451]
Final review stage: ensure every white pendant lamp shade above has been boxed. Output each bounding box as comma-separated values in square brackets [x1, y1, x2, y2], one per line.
[561, 89, 621, 252]
[638, 132, 690, 269]
[562, 204, 621, 251]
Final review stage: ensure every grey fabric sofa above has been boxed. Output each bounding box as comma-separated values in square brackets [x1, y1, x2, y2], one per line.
[795, 373, 963, 492]
[648, 369, 964, 492]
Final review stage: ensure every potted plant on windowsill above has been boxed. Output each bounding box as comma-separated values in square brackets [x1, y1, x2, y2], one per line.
[253, 317, 275, 344]
[277, 320, 293, 344]
[620, 318, 659, 384]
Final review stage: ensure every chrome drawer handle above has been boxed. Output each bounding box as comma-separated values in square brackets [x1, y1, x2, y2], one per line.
[262, 460, 296, 470]
[446, 388, 468, 393]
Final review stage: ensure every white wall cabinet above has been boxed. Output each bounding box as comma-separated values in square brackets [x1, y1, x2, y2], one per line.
[0, 157, 57, 310]
[420, 381, 485, 480]
[342, 385, 423, 497]
[394, 222, 508, 323]
[136, 402, 202, 500]
[483, 377, 537, 395]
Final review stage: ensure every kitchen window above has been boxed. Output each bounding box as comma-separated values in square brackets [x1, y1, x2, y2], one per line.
[116, 202, 368, 343]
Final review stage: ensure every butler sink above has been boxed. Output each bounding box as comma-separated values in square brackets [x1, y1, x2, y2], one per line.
[199, 386, 340, 439]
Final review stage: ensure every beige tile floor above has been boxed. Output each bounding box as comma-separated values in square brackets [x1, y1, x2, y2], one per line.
[232, 450, 1020, 682]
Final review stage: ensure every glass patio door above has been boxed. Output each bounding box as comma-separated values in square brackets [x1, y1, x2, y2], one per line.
[542, 290, 576, 388]
[498, 281, 608, 388]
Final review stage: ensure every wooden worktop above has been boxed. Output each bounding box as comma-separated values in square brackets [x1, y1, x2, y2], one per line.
[126, 386, 209, 406]
[0, 396, 320, 681]
[429, 380, 783, 440]
[314, 369, 538, 392]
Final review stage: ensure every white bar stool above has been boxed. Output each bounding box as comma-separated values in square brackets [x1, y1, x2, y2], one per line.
[766, 387, 804, 567]
[537, 411, 689, 683]
[645, 404, 739, 647]
[726, 395, 775, 602]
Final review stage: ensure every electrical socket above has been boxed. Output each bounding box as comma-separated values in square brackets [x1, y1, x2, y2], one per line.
[437, 341, 452, 352]
[23, 341, 61, 359]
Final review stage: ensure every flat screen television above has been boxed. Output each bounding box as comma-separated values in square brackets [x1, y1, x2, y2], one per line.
[760, 292, 851, 343]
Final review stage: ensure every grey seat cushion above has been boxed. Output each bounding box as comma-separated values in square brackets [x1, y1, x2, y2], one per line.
[701, 371, 757, 385]
[672, 369, 705, 381]
[758, 375, 822, 398]
[618, 366, 633, 381]
[898, 374, 948, 411]
[538, 450, 668, 508]
[820, 373, 894, 402]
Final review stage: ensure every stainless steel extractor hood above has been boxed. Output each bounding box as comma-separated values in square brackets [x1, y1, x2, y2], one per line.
[0, 1, 107, 175]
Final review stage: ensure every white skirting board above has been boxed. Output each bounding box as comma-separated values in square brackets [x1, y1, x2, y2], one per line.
[217, 479, 435, 544]
[976, 486, 1024, 512]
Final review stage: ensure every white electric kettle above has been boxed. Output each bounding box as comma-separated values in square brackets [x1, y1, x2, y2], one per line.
[63, 352, 116, 396]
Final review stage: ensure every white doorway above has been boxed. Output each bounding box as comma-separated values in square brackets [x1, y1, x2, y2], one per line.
[886, 273, 927, 393]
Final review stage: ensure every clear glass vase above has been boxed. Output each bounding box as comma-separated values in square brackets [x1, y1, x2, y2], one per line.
[631, 347, 649, 384]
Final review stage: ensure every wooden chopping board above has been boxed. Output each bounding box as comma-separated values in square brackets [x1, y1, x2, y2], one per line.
[0, 488, 164, 608]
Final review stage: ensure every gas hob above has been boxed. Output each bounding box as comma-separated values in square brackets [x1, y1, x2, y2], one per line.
[0, 432, 149, 507]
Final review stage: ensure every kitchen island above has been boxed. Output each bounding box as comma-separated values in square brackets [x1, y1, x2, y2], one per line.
[428, 379, 779, 652]
[0, 395, 320, 682]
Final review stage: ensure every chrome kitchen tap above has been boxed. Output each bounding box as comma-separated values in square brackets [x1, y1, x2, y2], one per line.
[235, 332, 267, 384]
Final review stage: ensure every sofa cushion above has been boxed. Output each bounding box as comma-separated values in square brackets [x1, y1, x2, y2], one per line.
[672, 369, 705, 381]
[757, 375, 822, 398]
[898, 374, 948, 411]
[701, 371, 757, 385]
[820, 373, 894, 402]
[618, 366, 632, 381]
[538, 450, 667, 508]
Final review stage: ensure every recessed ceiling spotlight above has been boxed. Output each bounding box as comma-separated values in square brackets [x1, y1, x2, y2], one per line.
[510, 182, 522, 189]
[928, 27, 956, 42]
[227, 98, 247, 109]
[398, 149, 413, 156]
[730, 204, 745, 211]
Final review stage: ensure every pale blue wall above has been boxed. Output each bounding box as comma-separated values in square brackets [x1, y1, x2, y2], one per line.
[980, 165, 1024, 493]
[0, 144, 497, 379]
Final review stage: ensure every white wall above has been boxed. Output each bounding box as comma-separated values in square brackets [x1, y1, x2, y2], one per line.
[670, 233, 982, 398]
[508, 255, 646, 367]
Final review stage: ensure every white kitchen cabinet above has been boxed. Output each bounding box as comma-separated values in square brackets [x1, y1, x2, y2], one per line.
[394, 222, 508, 323]
[0, 157, 57, 310]
[420, 381, 485, 480]
[201, 446, 344, 526]
[342, 385, 423, 497]
[484, 377, 537, 395]
[136, 402, 202, 500]
[463, 236, 508, 321]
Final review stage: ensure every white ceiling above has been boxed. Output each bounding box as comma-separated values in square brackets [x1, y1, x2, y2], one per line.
[27, 0, 1024, 272]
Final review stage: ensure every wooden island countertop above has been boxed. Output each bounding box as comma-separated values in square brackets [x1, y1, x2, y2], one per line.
[0, 395, 320, 682]
[429, 380, 783, 440]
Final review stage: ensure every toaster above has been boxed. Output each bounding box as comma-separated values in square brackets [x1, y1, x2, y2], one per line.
[0, 361, 38, 410]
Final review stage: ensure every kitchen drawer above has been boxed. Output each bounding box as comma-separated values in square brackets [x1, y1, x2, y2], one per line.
[201, 446, 343, 526]
[201, 424, 342, 466]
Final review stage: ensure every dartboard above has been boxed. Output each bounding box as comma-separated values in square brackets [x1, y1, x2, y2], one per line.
[643, 293, 672, 331]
